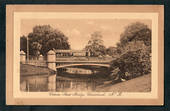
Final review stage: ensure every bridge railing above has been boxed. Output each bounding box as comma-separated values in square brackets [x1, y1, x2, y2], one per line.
[25, 60, 47, 67]
[55, 56, 114, 62]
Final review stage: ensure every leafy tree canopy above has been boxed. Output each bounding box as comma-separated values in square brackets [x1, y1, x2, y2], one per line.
[115, 22, 151, 55]
[20, 35, 27, 53]
[25, 25, 70, 56]
[85, 31, 106, 57]
[110, 22, 152, 80]
[119, 22, 151, 47]
[106, 46, 116, 57]
[110, 50, 150, 79]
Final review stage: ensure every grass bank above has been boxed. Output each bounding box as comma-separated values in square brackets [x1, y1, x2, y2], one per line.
[96, 74, 151, 92]
[20, 64, 55, 76]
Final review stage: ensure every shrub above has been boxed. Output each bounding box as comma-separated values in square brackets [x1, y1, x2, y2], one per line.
[110, 49, 151, 80]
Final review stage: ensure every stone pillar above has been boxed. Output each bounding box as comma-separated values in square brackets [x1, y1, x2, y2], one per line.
[20, 50, 26, 64]
[88, 51, 91, 56]
[47, 50, 56, 71]
[38, 54, 44, 61]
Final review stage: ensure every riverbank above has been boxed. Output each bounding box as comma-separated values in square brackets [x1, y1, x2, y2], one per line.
[96, 74, 151, 92]
[20, 64, 55, 76]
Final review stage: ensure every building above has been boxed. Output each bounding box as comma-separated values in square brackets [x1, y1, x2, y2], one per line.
[54, 49, 90, 57]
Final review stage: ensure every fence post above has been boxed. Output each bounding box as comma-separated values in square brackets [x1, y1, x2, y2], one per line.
[47, 50, 56, 71]
[20, 50, 26, 64]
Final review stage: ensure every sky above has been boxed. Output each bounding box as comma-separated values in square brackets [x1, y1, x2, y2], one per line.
[21, 19, 151, 50]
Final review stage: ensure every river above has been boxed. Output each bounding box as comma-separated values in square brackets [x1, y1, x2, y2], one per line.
[20, 66, 110, 92]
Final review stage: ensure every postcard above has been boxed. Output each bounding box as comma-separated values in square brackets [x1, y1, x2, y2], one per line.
[6, 5, 164, 105]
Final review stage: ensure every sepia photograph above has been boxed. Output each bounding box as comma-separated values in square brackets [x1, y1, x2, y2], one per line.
[20, 19, 152, 93]
[6, 5, 164, 105]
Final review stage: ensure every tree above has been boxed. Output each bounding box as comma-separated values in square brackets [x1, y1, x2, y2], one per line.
[139, 46, 151, 74]
[106, 46, 116, 57]
[85, 31, 106, 57]
[119, 22, 151, 47]
[26, 25, 70, 56]
[30, 42, 42, 58]
[20, 35, 27, 53]
[115, 22, 151, 57]
[110, 50, 144, 80]
[109, 22, 152, 81]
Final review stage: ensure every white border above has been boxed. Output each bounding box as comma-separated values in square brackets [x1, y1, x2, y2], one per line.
[13, 12, 158, 99]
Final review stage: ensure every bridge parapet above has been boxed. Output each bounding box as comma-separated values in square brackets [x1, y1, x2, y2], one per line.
[47, 50, 113, 71]
[55, 56, 113, 62]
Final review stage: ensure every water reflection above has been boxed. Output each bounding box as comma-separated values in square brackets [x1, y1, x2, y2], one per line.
[20, 75, 49, 92]
[66, 68, 94, 74]
[20, 73, 97, 92]
[20, 66, 109, 92]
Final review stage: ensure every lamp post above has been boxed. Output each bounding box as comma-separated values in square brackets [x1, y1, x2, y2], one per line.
[27, 36, 29, 61]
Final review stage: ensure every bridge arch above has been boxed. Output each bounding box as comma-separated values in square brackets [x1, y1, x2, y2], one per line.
[56, 63, 110, 69]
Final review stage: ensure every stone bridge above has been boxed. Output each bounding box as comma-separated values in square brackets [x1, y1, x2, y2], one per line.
[20, 50, 112, 71]
[47, 50, 111, 71]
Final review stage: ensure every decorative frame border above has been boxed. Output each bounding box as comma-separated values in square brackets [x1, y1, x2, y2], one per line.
[6, 5, 164, 105]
